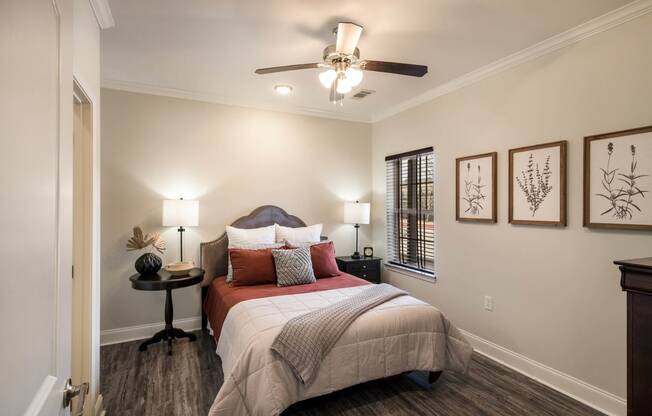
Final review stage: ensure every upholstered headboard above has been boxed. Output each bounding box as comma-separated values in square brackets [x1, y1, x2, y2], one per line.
[199, 205, 326, 331]
[199, 205, 308, 287]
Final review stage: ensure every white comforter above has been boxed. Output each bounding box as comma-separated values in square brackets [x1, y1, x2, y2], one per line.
[209, 285, 473, 416]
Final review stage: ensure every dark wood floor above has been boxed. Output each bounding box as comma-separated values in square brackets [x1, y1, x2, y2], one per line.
[101, 331, 604, 416]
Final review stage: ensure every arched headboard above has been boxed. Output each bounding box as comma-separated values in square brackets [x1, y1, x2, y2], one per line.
[199, 205, 308, 287]
[199, 205, 315, 331]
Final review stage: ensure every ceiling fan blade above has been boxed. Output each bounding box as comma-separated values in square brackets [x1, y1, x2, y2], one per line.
[335, 22, 363, 55]
[360, 60, 428, 77]
[254, 63, 320, 75]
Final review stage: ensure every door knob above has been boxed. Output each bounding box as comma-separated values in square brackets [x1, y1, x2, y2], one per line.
[63, 378, 89, 416]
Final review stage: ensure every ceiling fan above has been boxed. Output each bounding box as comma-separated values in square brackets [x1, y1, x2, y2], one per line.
[255, 22, 428, 104]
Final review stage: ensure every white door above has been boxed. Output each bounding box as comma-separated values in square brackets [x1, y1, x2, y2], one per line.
[0, 1, 74, 415]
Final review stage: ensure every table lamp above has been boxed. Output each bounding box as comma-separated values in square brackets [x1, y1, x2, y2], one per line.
[162, 198, 199, 263]
[344, 201, 370, 259]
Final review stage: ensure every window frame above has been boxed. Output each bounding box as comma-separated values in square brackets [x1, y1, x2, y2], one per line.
[385, 147, 435, 279]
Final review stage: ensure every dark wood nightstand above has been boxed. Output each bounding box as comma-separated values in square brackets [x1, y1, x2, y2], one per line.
[130, 268, 204, 355]
[336, 256, 382, 284]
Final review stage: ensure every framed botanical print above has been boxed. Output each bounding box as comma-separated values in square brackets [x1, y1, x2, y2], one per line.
[584, 125, 652, 230]
[456, 152, 497, 222]
[509, 140, 567, 226]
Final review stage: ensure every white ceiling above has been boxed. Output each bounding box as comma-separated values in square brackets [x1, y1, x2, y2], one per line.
[102, 0, 634, 122]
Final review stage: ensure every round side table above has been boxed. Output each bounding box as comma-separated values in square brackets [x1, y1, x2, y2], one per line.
[129, 268, 204, 355]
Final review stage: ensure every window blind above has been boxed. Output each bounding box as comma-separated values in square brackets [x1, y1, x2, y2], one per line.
[385, 147, 435, 276]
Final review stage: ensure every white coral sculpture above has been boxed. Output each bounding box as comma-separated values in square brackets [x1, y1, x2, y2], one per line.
[126, 226, 166, 254]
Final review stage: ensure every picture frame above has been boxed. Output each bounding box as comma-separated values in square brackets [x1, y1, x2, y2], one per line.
[583, 125, 652, 230]
[509, 140, 567, 226]
[455, 152, 497, 223]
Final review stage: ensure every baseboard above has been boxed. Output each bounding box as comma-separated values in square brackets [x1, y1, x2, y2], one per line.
[460, 329, 626, 416]
[100, 316, 202, 346]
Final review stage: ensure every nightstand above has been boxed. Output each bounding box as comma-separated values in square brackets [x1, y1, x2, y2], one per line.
[129, 268, 204, 355]
[336, 256, 382, 284]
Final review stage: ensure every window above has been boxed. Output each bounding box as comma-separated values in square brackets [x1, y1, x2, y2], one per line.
[385, 147, 435, 277]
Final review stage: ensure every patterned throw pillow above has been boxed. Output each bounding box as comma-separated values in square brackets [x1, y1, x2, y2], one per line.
[272, 247, 316, 287]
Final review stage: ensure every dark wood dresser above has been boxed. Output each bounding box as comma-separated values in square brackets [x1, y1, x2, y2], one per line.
[614, 257, 652, 415]
[336, 256, 382, 284]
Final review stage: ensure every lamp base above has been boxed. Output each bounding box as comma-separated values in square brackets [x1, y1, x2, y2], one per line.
[177, 226, 185, 262]
[351, 223, 362, 259]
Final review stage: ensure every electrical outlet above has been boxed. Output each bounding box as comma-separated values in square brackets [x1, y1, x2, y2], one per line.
[484, 295, 493, 311]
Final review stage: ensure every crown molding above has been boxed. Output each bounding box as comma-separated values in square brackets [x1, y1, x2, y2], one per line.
[89, 0, 115, 29]
[372, 0, 652, 122]
[101, 78, 373, 123]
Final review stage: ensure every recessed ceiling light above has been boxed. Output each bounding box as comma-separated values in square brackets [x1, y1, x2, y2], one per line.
[274, 84, 293, 95]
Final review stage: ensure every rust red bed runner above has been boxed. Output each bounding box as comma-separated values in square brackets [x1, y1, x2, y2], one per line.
[203, 273, 370, 342]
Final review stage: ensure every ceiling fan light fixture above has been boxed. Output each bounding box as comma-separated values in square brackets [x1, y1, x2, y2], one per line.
[345, 67, 363, 87]
[336, 76, 352, 94]
[318, 69, 337, 88]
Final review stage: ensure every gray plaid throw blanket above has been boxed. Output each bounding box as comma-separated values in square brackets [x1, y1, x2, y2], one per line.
[270, 283, 407, 385]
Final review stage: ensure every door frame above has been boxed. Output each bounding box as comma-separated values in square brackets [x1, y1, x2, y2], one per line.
[73, 79, 101, 415]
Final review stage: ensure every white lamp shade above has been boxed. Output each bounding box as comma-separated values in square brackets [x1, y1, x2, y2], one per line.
[344, 201, 370, 225]
[162, 199, 199, 227]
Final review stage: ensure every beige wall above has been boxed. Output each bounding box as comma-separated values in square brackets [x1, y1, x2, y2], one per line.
[372, 14, 652, 399]
[101, 89, 372, 331]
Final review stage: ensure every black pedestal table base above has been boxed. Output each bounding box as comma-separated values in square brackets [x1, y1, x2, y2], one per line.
[129, 269, 204, 356]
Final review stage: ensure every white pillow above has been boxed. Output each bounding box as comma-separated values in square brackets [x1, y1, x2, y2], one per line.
[226, 225, 275, 246]
[275, 223, 322, 243]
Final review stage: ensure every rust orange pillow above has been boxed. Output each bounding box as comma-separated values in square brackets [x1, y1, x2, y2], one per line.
[309, 242, 341, 278]
[229, 248, 277, 286]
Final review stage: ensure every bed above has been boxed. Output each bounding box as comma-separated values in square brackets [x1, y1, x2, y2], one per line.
[200, 206, 472, 416]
